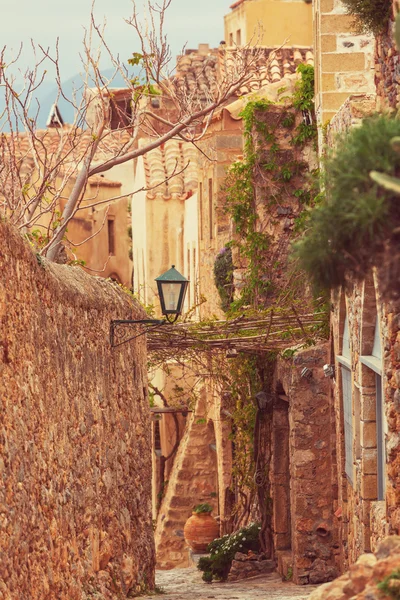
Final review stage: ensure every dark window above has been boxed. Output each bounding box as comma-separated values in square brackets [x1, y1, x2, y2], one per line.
[108, 219, 115, 255]
[154, 420, 161, 452]
[199, 182, 203, 241]
[199, 183, 203, 240]
[110, 97, 132, 129]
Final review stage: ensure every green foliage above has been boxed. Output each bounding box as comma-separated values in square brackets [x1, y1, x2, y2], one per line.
[227, 355, 260, 492]
[285, 567, 293, 581]
[197, 522, 262, 582]
[213, 247, 234, 312]
[377, 569, 400, 599]
[340, 0, 391, 35]
[294, 114, 400, 291]
[222, 65, 317, 311]
[193, 503, 213, 514]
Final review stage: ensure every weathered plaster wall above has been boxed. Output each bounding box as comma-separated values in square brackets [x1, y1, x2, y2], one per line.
[0, 222, 155, 599]
[198, 110, 243, 320]
[224, 0, 312, 47]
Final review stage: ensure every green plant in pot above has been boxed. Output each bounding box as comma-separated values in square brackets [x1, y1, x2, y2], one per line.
[183, 503, 219, 553]
[192, 503, 213, 514]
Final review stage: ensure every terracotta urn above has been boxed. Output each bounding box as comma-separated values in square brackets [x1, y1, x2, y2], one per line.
[183, 511, 219, 553]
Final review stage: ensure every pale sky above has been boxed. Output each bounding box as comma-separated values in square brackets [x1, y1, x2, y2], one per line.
[1, 0, 229, 80]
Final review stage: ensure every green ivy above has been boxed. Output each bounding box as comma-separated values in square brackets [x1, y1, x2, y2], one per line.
[214, 247, 234, 311]
[222, 65, 317, 312]
[377, 569, 400, 599]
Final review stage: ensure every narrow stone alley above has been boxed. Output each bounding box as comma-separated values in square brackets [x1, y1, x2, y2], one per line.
[141, 568, 318, 600]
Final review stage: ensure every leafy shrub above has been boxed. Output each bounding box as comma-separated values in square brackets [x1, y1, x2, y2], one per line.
[341, 0, 391, 35]
[213, 247, 234, 312]
[377, 569, 400, 599]
[197, 522, 261, 581]
[294, 114, 400, 292]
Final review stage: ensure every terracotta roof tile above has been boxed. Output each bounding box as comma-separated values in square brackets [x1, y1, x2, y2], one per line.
[1, 126, 132, 176]
[230, 0, 245, 8]
[169, 46, 313, 106]
[139, 138, 198, 199]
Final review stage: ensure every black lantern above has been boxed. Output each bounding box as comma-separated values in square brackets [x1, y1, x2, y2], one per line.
[110, 265, 188, 347]
[155, 265, 189, 323]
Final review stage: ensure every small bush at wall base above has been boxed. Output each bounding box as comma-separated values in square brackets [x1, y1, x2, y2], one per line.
[197, 522, 261, 582]
[377, 569, 400, 599]
[293, 114, 400, 293]
[341, 0, 391, 35]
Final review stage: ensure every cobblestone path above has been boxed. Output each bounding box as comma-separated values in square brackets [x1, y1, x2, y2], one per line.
[141, 568, 318, 600]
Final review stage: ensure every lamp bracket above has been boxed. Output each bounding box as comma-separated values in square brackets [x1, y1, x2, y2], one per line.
[110, 319, 166, 348]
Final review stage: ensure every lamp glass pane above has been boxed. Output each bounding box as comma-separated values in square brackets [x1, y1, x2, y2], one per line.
[160, 282, 181, 312]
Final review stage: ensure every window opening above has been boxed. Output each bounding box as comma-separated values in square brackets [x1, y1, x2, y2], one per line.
[199, 182, 203, 241]
[208, 178, 213, 240]
[110, 97, 132, 129]
[337, 312, 353, 482]
[108, 219, 115, 256]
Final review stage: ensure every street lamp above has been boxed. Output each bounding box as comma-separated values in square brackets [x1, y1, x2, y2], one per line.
[110, 265, 189, 347]
[155, 265, 189, 323]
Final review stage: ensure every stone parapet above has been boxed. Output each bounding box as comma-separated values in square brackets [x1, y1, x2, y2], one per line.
[0, 222, 155, 599]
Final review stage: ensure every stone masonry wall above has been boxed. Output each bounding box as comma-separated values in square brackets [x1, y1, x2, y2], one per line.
[325, 93, 400, 573]
[330, 276, 400, 571]
[275, 344, 338, 586]
[375, 0, 399, 110]
[0, 222, 155, 599]
[313, 0, 375, 129]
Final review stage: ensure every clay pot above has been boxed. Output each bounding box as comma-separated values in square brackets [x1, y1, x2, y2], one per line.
[183, 511, 219, 552]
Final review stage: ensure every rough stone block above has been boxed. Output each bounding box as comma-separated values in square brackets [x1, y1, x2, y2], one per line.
[361, 474, 377, 500]
[321, 52, 366, 72]
[361, 448, 377, 475]
[321, 14, 359, 34]
[361, 421, 377, 449]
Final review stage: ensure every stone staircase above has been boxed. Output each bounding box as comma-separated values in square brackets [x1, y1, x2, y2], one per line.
[154, 398, 219, 569]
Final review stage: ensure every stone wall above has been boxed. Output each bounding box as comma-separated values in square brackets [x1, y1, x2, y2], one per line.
[0, 222, 155, 599]
[375, 1, 399, 110]
[324, 91, 400, 574]
[275, 344, 338, 586]
[308, 535, 400, 600]
[313, 0, 375, 128]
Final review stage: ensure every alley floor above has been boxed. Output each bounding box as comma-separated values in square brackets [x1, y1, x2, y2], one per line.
[141, 568, 319, 600]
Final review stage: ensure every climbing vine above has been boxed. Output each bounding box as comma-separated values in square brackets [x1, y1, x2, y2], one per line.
[221, 64, 318, 313]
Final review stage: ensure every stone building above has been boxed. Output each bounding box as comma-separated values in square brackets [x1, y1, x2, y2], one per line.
[224, 0, 313, 48]
[311, 0, 400, 575]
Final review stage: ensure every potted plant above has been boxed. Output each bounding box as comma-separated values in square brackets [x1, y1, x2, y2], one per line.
[183, 503, 219, 553]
